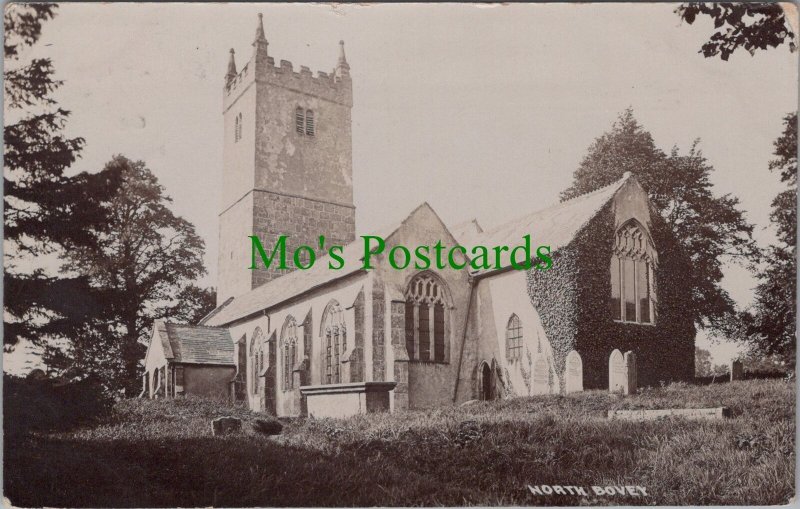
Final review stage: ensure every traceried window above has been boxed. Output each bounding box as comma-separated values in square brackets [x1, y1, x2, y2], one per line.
[321, 302, 346, 384]
[505, 314, 523, 361]
[610, 221, 657, 324]
[305, 110, 315, 136]
[405, 273, 449, 363]
[281, 317, 298, 391]
[250, 328, 264, 394]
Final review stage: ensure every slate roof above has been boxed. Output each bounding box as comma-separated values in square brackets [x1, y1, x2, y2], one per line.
[201, 204, 432, 327]
[458, 173, 632, 276]
[155, 321, 235, 365]
[449, 218, 484, 247]
[201, 174, 634, 327]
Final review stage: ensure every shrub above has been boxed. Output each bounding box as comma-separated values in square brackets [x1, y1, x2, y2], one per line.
[4, 374, 112, 436]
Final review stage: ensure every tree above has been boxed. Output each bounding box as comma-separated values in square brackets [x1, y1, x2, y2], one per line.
[737, 113, 797, 365]
[4, 4, 121, 349]
[695, 347, 713, 377]
[562, 109, 755, 330]
[44, 156, 215, 394]
[676, 3, 797, 60]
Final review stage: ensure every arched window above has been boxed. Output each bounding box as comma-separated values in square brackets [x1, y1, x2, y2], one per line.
[321, 301, 345, 384]
[610, 221, 657, 324]
[295, 107, 304, 134]
[506, 314, 522, 361]
[281, 317, 298, 391]
[404, 273, 449, 363]
[305, 110, 315, 136]
[250, 328, 264, 394]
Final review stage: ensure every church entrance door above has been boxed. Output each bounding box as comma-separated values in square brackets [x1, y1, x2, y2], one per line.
[479, 362, 493, 401]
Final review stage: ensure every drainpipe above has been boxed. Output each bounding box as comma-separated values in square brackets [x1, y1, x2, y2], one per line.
[452, 276, 476, 403]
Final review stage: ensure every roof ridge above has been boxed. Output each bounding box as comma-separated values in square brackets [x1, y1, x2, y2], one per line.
[479, 173, 629, 236]
[165, 322, 229, 330]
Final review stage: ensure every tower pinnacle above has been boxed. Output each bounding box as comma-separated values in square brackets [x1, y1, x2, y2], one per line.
[225, 48, 237, 84]
[336, 40, 350, 78]
[253, 13, 268, 54]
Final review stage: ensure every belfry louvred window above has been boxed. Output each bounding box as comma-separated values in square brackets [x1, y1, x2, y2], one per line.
[305, 110, 315, 136]
[295, 107, 304, 134]
[610, 221, 657, 324]
[295, 107, 315, 136]
[404, 273, 449, 363]
[322, 302, 345, 384]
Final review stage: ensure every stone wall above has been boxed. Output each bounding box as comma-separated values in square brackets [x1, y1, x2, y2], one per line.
[183, 365, 236, 401]
[251, 190, 355, 287]
[217, 40, 355, 304]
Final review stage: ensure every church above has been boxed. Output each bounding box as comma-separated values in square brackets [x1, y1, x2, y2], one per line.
[141, 14, 695, 417]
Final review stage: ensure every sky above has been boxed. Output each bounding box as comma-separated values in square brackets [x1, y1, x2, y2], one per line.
[4, 3, 798, 372]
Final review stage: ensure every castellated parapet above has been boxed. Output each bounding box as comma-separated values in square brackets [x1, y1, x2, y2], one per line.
[223, 54, 352, 113]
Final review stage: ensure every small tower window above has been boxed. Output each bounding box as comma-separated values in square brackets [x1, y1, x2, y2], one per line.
[295, 107, 304, 134]
[305, 110, 315, 136]
[234, 112, 242, 142]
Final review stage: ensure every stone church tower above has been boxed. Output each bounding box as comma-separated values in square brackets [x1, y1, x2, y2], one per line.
[218, 14, 356, 305]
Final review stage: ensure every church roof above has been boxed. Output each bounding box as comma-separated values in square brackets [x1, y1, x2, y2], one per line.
[457, 172, 633, 276]
[153, 320, 235, 365]
[449, 218, 484, 247]
[202, 175, 634, 326]
[202, 204, 432, 327]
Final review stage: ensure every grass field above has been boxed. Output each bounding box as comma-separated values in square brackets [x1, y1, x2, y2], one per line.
[4, 379, 795, 507]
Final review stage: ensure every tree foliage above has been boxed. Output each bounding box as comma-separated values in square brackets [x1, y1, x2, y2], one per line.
[44, 156, 216, 394]
[737, 113, 797, 365]
[676, 2, 797, 60]
[3, 4, 122, 349]
[561, 109, 755, 330]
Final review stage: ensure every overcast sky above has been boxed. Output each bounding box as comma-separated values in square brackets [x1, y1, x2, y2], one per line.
[5, 3, 798, 371]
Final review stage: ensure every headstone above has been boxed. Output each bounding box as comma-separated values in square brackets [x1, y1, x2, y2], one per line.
[565, 350, 583, 393]
[730, 360, 743, 381]
[608, 349, 625, 393]
[532, 356, 549, 394]
[623, 351, 637, 395]
[211, 416, 242, 436]
[253, 418, 283, 435]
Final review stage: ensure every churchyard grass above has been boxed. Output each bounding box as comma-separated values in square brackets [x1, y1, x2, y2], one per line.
[4, 378, 794, 506]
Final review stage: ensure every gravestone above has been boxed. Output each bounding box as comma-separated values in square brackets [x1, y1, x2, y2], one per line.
[730, 360, 743, 381]
[532, 356, 549, 394]
[623, 351, 637, 395]
[565, 350, 583, 393]
[253, 418, 283, 435]
[608, 349, 625, 393]
[211, 416, 242, 436]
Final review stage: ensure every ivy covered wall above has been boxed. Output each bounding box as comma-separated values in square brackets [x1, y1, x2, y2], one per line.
[526, 196, 695, 392]
[573, 205, 695, 389]
[526, 246, 580, 393]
